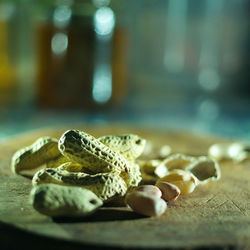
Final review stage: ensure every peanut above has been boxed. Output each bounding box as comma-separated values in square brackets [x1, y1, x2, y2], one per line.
[154, 163, 169, 178]
[133, 185, 162, 198]
[137, 159, 162, 175]
[58, 130, 125, 173]
[208, 143, 232, 161]
[30, 184, 103, 217]
[98, 134, 146, 161]
[186, 156, 221, 184]
[156, 181, 180, 201]
[136, 160, 161, 184]
[235, 151, 250, 162]
[158, 169, 198, 194]
[58, 129, 140, 187]
[141, 141, 172, 160]
[11, 137, 60, 174]
[228, 143, 250, 162]
[136, 159, 169, 179]
[160, 153, 196, 171]
[32, 167, 127, 201]
[125, 191, 167, 217]
[158, 145, 172, 159]
[208, 142, 250, 162]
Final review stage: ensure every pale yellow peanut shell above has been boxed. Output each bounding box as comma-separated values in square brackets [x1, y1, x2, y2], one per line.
[158, 145, 172, 159]
[208, 143, 232, 161]
[11, 137, 60, 174]
[154, 154, 220, 185]
[227, 143, 250, 162]
[159, 153, 196, 172]
[32, 167, 128, 201]
[122, 162, 142, 187]
[234, 151, 250, 162]
[98, 134, 146, 161]
[137, 159, 162, 175]
[154, 163, 169, 178]
[58, 129, 138, 187]
[136, 159, 169, 180]
[208, 142, 250, 162]
[141, 141, 172, 160]
[30, 184, 103, 217]
[149, 153, 196, 178]
[58, 130, 121, 172]
[58, 130, 123, 172]
[185, 156, 221, 184]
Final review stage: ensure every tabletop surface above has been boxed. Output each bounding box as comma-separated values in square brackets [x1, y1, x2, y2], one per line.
[0, 125, 249, 249]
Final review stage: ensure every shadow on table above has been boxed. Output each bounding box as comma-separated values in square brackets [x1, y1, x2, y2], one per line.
[52, 207, 145, 223]
[0, 220, 117, 250]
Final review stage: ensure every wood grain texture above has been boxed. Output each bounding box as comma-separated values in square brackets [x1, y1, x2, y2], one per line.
[0, 125, 249, 249]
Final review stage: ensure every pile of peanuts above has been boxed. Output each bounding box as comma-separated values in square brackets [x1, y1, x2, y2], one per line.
[125, 153, 220, 216]
[11, 129, 221, 218]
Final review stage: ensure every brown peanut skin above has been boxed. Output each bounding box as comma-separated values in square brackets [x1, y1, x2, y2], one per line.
[156, 181, 180, 201]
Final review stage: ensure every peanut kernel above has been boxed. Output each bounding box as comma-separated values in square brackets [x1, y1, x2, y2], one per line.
[125, 191, 167, 217]
[133, 185, 162, 198]
[159, 169, 198, 194]
[156, 181, 180, 201]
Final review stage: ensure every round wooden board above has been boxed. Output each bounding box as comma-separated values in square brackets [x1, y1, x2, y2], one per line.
[0, 125, 249, 249]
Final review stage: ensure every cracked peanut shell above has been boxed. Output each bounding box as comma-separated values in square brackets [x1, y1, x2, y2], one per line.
[11, 137, 60, 174]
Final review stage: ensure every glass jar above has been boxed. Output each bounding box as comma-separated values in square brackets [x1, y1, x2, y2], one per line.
[35, 0, 128, 110]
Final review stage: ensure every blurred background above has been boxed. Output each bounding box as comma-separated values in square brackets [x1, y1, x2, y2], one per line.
[0, 0, 249, 140]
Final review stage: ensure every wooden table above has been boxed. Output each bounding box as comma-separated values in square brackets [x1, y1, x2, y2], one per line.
[0, 125, 249, 249]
